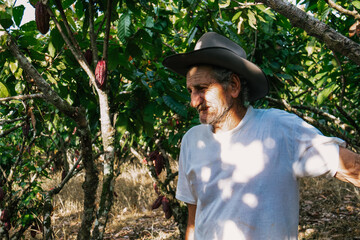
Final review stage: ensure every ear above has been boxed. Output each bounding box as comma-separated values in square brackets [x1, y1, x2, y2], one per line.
[229, 74, 241, 98]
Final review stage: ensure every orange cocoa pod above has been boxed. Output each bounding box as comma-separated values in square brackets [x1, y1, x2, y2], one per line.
[95, 60, 107, 89]
[35, 1, 50, 34]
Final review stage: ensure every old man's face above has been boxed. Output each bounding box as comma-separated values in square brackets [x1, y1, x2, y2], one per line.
[186, 66, 233, 125]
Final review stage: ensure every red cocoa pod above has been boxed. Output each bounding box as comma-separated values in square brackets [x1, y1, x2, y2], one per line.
[1, 209, 9, 222]
[4, 221, 11, 231]
[84, 49, 93, 66]
[153, 183, 160, 195]
[154, 154, 164, 175]
[0, 187, 5, 201]
[35, 1, 50, 34]
[151, 195, 163, 210]
[161, 197, 172, 219]
[95, 60, 107, 89]
[149, 151, 159, 161]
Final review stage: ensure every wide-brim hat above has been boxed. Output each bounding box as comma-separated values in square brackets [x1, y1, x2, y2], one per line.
[162, 32, 269, 101]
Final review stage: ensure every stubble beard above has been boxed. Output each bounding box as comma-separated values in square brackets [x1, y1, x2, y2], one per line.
[198, 99, 234, 126]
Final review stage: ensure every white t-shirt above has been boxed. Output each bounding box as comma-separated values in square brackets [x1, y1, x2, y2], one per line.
[176, 106, 345, 240]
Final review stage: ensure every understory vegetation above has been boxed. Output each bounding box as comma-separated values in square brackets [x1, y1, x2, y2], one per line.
[17, 163, 360, 239]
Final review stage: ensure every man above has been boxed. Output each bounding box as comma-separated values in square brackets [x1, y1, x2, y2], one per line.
[162, 32, 360, 239]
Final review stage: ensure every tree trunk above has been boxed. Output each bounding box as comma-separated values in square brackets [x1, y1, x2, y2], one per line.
[5, 33, 99, 240]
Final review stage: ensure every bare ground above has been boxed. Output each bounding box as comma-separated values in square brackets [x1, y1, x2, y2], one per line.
[26, 165, 360, 239]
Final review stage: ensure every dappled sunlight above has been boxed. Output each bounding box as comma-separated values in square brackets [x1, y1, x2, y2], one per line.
[221, 141, 268, 184]
[178, 107, 345, 238]
[222, 220, 246, 239]
[242, 193, 258, 208]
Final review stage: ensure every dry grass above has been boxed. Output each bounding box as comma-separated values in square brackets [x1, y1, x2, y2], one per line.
[24, 164, 360, 239]
[37, 163, 180, 239]
[298, 177, 360, 239]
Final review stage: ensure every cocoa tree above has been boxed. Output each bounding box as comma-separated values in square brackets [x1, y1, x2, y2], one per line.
[0, 0, 359, 239]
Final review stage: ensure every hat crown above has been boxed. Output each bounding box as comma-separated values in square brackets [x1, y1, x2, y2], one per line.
[194, 32, 247, 59]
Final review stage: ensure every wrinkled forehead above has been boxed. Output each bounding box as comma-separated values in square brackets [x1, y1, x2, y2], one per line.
[186, 66, 217, 87]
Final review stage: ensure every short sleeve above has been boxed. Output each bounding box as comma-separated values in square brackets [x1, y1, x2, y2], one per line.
[292, 118, 345, 178]
[176, 136, 197, 205]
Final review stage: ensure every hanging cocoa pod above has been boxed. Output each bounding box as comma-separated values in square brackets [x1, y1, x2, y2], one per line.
[35, 1, 50, 34]
[151, 195, 163, 210]
[153, 183, 160, 195]
[84, 49, 93, 66]
[149, 151, 159, 161]
[95, 60, 107, 89]
[161, 197, 172, 219]
[0, 187, 4, 202]
[154, 154, 164, 175]
[1, 209, 9, 222]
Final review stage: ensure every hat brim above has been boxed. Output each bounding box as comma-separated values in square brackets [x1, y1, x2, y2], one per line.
[162, 47, 269, 101]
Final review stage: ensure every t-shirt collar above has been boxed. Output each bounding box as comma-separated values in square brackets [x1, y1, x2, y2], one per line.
[207, 106, 254, 136]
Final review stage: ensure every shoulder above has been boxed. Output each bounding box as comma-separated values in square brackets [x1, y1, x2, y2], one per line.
[182, 124, 209, 141]
[252, 107, 302, 125]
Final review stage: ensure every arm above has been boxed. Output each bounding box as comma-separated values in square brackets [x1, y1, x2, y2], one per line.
[185, 203, 197, 240]
[334, 146, 360, 187]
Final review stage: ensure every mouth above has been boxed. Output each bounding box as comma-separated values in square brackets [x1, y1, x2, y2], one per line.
[197, 106, 208, 113]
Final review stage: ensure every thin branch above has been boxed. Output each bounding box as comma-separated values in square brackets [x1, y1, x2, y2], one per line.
[0, 93, 44, 102]
[257, 0, 360, 66]
[46, 6, 97, 87]
[265, 96, 360, 150]
[53, 0, 82, 53]
[331, 50, 346, 107]
[292, 104, 352, 131]
[7, 132, 27, 183]
[49, 155, 83, 196]
[249, 30, 258, 62]
[335, 104, 360, 135]
[0, 122, 25, 138]
[0, 116, 27, 125]
[325, 0, 360, 20]
[95, 16, 107, 38]
[102, 0, 113, 60]
[233, 1, 264, 9]
[88, 0, 99, 66]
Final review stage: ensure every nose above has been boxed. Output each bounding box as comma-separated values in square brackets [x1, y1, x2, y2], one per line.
[190, 91, 204, 109]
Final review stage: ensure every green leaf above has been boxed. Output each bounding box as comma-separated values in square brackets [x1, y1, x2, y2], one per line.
[0, 82, 10, 98]
[50, 28, 65, 51]
[162, 95, 187, 118]
[353, 1, 360, 9]
[317, 83, 337, 105]
[48, 41, 56, 58]
[219, 0, 230, 8]
[117, 12, 132, 44]
[13, 5, 24, 26]
[232, 11, 242, 22]
[63, 0, 76, 9]
[305, 37, 316, 56]
[0, 7, 13, 29]
[9, 61, 18, 74]
[247, 10, 257, 29]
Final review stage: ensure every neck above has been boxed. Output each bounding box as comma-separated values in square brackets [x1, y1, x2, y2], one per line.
[212, 105, 247, 133]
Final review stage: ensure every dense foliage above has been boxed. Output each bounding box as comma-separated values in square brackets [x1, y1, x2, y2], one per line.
[0, 0, 359, 239]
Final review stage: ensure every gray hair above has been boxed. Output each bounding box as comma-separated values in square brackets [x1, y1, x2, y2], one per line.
[210, 65, 249, 106]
